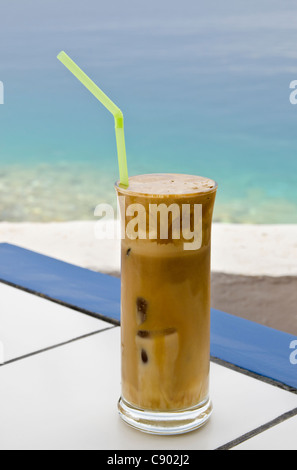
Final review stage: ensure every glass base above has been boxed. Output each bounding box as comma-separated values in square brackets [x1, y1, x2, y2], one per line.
[118, 396, 213, 435]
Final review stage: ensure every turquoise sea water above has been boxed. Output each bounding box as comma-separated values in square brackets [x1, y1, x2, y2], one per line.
[0, 0, 297, 222]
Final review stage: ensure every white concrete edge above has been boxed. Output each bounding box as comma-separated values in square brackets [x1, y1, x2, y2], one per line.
[0, 221, 296, 277]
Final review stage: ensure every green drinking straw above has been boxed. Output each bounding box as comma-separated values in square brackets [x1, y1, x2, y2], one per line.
[57, 51, 129, 187]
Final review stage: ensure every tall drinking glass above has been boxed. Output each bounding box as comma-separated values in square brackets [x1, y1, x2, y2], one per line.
[115, 173, 217, 434]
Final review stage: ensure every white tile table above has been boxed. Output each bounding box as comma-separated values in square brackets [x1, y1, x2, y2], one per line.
[0, 244, 296, 450]
[0, 282, 112, 363]
[0, 325, 296, 450]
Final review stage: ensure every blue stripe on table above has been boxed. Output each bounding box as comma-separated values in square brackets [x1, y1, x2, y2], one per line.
[0, 243, 296, 390]
[0, 243, 121, 324]
[211, 309, 297, 390]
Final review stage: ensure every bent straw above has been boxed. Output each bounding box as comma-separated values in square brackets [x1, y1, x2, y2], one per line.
[57, 51, 129, 187]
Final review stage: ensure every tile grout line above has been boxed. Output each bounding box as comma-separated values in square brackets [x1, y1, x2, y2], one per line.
[0, 325, 118, 368]
[215, 407, 297, 450]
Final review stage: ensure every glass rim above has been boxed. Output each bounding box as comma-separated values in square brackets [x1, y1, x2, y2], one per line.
[114, 173, 218, 198]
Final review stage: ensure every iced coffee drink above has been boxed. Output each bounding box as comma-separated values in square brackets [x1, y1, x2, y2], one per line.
[115, 173, 217, 434]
